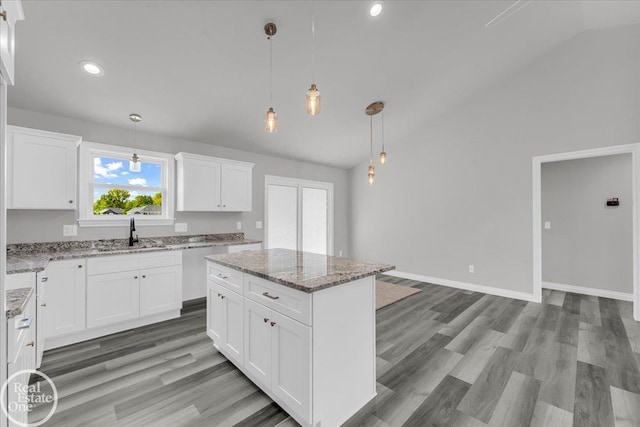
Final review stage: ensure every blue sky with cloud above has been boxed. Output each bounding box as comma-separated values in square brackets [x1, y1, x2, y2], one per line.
[93, 156, 162, 203]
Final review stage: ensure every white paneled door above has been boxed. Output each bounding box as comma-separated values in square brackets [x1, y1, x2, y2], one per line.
[265, 176, 333, 255]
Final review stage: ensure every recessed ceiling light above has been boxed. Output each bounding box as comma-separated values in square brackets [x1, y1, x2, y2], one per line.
[369, 2, 383, 17]
[79, 61, 104, 76]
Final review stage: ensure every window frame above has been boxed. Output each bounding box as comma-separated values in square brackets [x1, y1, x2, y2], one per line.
[78, 141, 175, 227]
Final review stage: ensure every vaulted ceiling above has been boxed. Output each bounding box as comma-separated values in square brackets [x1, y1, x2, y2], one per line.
[10, 1, 640, 168]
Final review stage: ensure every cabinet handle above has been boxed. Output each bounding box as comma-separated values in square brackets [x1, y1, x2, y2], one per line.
[78, 265, 83, 268]
[263, 318, 269, 323]
[223, 205, 227, 208]
[26, 341, 34, 347]
[16, 317, 32, 329]
[41, 303, 47, 308]
[270, 321, 276, 327]
[134, 276, 138, 279]
[69, 200, 74, 204]
[142, 275, 146, 279]
[41, 277, 48, 282]
[217, 204, 220, 207]
[216, 273, 228, 279]
[0, 11, 7, 22]
[262, 292, 280, 300]
[221, 295, 225, 299]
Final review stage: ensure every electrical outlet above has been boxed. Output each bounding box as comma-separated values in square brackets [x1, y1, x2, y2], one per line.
[544, 221, 551, 230]
[468, 265, 475, 274]
[175, 223, 188, 232]
[339, 250, 343, 257]
[63, 225, 77, 237]
[256, 221, 263, 229]
[236, 221, 242, 230]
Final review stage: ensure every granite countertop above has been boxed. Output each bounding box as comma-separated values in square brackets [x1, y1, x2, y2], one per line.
[6, 287, 34, 318]
[205, 248, 395, 293]
[7, 233, 262, 275]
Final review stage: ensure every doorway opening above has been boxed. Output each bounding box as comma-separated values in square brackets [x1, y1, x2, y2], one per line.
[532, 144, 640, 321]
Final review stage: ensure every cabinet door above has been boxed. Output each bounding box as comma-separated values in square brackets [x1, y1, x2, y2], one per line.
[207, 281, 226, 346]
[87, 271, 140, 328]
[221, 163, 252, 212]
[0, 0, 18, 85]
[176, 156, 221, 211]
[221, 287, 244, 367]
[44, 260, 86, 339]
[271, 310, 312, 424]
[36, 272, 46, 368]
[8, 129, 77, 209]
[139, 265, 182, 317]
[244, 298, 272, 387]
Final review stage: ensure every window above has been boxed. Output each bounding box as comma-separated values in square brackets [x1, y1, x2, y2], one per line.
[265, 175, 333, 255]
[78, 142, 175, 226]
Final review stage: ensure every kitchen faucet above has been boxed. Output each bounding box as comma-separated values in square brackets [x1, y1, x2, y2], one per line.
[129, 217, 139, 246]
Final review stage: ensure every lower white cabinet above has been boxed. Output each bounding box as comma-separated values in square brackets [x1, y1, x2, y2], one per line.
[244, 299, 311, 423]
[140, 266, 183, 316]
[87, 271, 140, 328]
[207, 281, 244, 367]
[43, 259, 86, 339]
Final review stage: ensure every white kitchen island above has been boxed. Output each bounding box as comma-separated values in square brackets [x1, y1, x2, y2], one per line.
[205, 249, 394, 427]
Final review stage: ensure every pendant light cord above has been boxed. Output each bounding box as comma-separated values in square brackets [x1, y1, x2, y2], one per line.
[370, 115, 373, 165]
[269, 36, 273, 105]
[381, 110, 385, 151]
[311, 0, 315, 84]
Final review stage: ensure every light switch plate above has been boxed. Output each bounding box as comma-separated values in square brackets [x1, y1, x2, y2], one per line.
[236, 221, 242, 230]
[175, 223, 188, 232]
[256, 221, 263, 229]
[63, 225, 77, 237]
[544, 221, 551, 230]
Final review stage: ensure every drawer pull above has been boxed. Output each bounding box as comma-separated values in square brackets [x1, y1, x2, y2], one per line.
[134, 276, 138, 279]
[142, 275, 146, 279]
[41, 303, 47, 308]
[264, 318, 269, 323]
[216, 273, 229, 279]
[16, 317, 32, 329]
[221, 295, 225, 299]
[26, 341, 35, 347]
[262, 292, 280, 300]
[78, 265, 83, 268]
[270, 321, 276, 327]
[40, 277, 48, 282]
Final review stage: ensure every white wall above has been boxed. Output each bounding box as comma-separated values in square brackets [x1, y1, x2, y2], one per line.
[542, 154, 632, 293]
[349, 24, 640, 296]
[6, 107, 350, 257]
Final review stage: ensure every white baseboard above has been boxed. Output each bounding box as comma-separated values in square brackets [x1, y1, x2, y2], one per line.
[542, 281, 633, 301]
[384, 271, 538, 302]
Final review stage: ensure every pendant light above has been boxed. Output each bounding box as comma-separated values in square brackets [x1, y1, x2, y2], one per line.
[264, 23, 278, 132]
[129, 113, 142, 172]
[379, 110, 387, 164]
[305, 2, 321, 115]
[365, 101, 384, 185]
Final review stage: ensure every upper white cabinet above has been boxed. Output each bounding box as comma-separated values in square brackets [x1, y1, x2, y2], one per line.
[175, 152, 253, 212]
[0, 0, 25, 85]
[7, 126, 81, 210]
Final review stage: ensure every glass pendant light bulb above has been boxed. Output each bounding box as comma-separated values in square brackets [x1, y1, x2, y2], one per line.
[379, 150, 387, 164]
[265, 107, 278, 133]
[305, 84, 321, 115]
[368, 173, 375, 186]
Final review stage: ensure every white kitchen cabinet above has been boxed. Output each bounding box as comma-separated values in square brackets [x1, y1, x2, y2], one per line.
[35, 271, 46, 368]
[243, 298, 311, 424]
[175, 152, 254, 212]
[207, 280, 244, 367]
[220, 163, 252, 211]
[87, 271, 140, 328]
[7, 126, 81, 210]
[0, 0, 24, 85]
[139, 265, 182, 316]
[6, 288, 35, 427]
[44, 259, 86, 339]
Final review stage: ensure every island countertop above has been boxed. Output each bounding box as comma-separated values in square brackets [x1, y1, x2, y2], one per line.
[205, 248, 395, 293]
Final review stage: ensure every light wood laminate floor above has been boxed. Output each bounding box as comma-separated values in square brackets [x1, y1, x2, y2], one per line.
[31, 275, 640, 426]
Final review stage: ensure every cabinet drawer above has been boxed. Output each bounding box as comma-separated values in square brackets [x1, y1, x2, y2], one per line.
[88, 251, 182, 275]
[244, 275, 312, 326]
[7, 293, 35, 365]
[207, 262, 243, 294]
